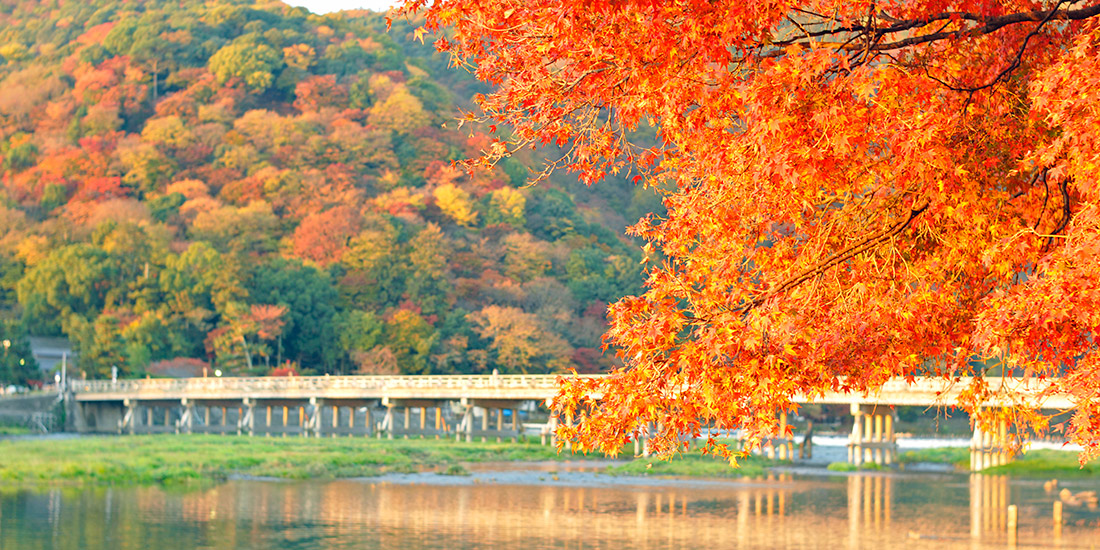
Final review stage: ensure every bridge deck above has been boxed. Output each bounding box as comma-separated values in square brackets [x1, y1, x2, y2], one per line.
[69, 374, 1073, 410]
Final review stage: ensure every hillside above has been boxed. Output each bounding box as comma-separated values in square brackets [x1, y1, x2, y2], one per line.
[0, 0, 661, 381]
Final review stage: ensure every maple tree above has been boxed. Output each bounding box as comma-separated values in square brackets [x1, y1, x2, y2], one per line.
[402, 0, 1100, 461]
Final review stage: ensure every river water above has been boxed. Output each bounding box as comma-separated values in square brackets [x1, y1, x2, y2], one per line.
[2, 462, 1099, 549]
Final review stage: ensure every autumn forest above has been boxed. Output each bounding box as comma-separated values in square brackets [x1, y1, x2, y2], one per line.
[0, 0, 661, 382]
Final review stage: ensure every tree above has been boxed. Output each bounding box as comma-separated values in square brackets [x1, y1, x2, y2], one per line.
[433, 183, 479, 227]
[0, 320, 38, 385]
[208, 303, 286, 372]
[403, 1, 1100, 461]
[247, 259, 339, 372]
[405, 223, 452, 315]
[485, 186, 526, 228]
[290, 205, 362, 266]
[208, 41, 282, 92]
[17, 244, 118, 335]
[468, 305, 572, 374]
[293, 75, 348, 112]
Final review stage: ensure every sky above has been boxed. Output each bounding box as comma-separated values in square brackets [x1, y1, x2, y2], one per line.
[286, 0, 397, 13]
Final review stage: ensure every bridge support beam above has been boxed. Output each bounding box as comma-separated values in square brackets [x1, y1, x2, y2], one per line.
[180, 398, 193, 434]
[466, 399, 526, 442]
[122, 399, 137, 435]
[309, 399, 377, 437]
[970, 414, 1014, 471]
[383, 405, 395, 439]
[848, 404, 897, 466]
[457, 405, 473, 442]
[184, 399, 244, 434]
[241, 398, 255, 436]
[764, 412, 795, 461]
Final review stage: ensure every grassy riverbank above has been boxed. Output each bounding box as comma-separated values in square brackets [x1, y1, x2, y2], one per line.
[900, 447, 1100, 477]
[0, 435, 574, 486]
[607, 455, 771, 478]
[0, 435, 790, 487]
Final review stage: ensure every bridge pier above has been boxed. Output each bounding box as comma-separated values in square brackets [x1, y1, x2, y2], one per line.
[311, 399, 375, 437]
[847, 404, 897, 466]
[180, 399, 194, 434]
[119, 399, 182, 434]
[122, 399, 137, 434]
[247, 398, 317, 436]
[382, 404, 394, 439]
[449, 399, 526, 443]
[239, 398, 252, 435]
[764, 412, 795, 461]
[970, 415, 1014, 471]
[457, 405, 473, 442]
[185, 399, 243, 434]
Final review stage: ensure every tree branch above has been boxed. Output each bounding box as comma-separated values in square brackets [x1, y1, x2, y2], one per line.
[770, 2, 1100, 53]
[741, 200, 930, 312]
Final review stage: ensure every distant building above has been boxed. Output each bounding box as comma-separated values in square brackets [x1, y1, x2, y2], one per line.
[27, 337, 74, 374]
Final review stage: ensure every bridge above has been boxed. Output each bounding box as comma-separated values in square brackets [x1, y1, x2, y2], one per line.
[0, 391, 63, 433]
[58, 374, 1070, 471]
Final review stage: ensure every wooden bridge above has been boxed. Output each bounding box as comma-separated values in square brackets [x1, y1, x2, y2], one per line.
[67, 374, 1069, 471]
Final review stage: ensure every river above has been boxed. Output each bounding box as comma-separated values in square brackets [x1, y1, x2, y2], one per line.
[2, 462, 1098, 549]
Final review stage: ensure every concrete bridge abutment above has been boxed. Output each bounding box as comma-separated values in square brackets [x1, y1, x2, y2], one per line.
[847, 404, 897, 466]
[969, 412, 1015, 471]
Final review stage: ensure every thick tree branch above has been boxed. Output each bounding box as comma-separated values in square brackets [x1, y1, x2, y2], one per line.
[741, 200, 930, 312]
[771, 2, 1100, 52]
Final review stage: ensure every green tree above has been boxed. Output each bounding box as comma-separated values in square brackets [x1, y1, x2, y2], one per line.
[247, 259, 338, 372]
[405, 223, 451, 315]
[565, 247, 641, 305]
[0, 320, 38, 385]
[119, 310, 190, 373]
[0, 253, 23, 311]
[485, 187, 526, 228]
[17, 244, 118, 335]
[208, 41, 282, 92]
[68, 312, 127, 379]
[383, 309, 438, 375]
[335, 309, 384, 373]
[340, 225, 404, 309]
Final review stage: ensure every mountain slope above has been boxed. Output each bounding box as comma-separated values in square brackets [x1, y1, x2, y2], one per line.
[0, 0, 655, 379]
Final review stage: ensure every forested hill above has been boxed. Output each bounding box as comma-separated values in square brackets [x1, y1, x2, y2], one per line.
[0, 0, 662, 381]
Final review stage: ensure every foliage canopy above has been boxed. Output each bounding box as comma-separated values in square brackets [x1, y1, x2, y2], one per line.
[0, 0, 653, 382]
[403, 0, 1100, 461]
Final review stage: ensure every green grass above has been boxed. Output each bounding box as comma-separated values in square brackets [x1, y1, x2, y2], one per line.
[898, 447, 970, 468]
[985, 449, 1100, 478]
[0, 434, 791, 487]
[0, 435, 579, 486]
[440, 464, 470, 476]
[898, 447, 1100, 477]
[606, 453, 772, 479]
[0, 425, 32, 436]
[826, 462, 886, 472]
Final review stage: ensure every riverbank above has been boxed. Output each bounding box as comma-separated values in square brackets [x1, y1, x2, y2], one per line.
[4, 435, 1094, 488]
[0, 435, 575, 486]
[899, 446, 1100, 477]
[0, 435, 788, 487]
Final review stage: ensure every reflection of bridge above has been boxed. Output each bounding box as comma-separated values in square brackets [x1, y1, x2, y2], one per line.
[67, 374, 1069, 470]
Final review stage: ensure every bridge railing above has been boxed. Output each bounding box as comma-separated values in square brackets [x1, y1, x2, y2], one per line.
[72, 374, 604, 395]
[69, 374, 1067, 408]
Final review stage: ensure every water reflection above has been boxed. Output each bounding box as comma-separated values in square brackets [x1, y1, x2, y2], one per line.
[3, 470, 1099, 549]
